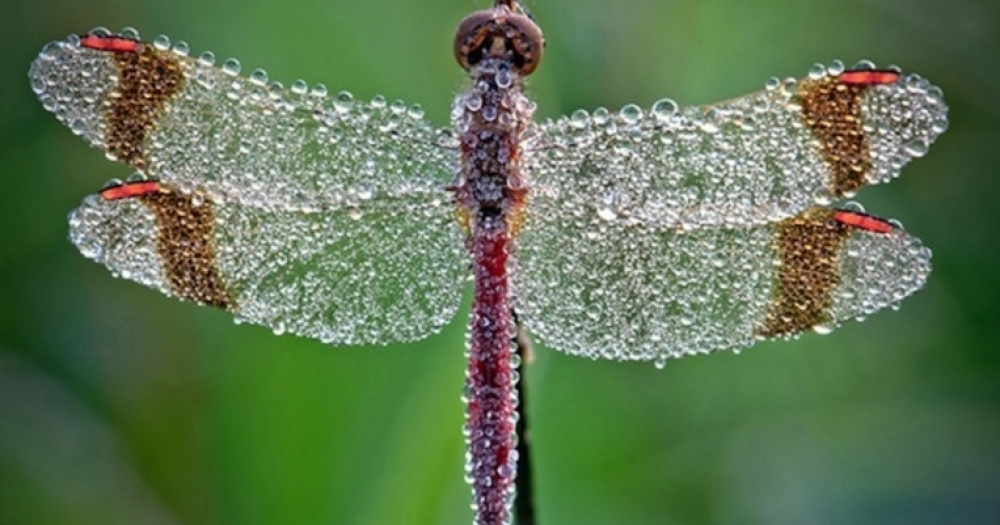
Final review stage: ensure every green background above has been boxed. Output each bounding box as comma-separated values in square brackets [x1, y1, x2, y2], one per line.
[1, 0, 998, 524]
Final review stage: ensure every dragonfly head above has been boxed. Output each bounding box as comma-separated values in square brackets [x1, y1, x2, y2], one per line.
[454, 2, 544, 76]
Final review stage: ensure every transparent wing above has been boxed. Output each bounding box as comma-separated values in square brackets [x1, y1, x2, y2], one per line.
[524, 61, 948, 228]
[70, 183, 466, 345]
[29, 30, 457, 211]
[514, 207, 931, 362]
[32, 30, 467, 345]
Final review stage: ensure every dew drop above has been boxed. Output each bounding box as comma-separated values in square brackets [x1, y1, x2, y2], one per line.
[496, 67, 513, 89]
[70, 119, 87, 136]
[77, 241, 101, 259]
[101, 178, 123, 190]
[852, 59, 876, 70]
[619, 103, 642, 124]
[904, 138, 928, 158]
[482, 105, 497, 122]
[779, 77, 798, 98]
[698, 108, 721, 133]
[465, 94, 483, 111]
[198, 51, 216, 66]
[334, 90, 354, 112]
[592, 107, 610, 126]
[812, 186, 834, 206]
[249, 68, 268, 86]
[808, 63, 826, 80]
[497, 462, 515, 478]
[38, 41, 60, 61]
[596, 207, 617, 222]
[926, 86, 944, 105]
[310, 83, 328, 98]
[407, 104, 424, 119]
[172, 40, 190, 56]
[651, 98, 678, 121]
[30, 76, 46, 95]
[841, 201, 865, 213]
[812, 323, 834, 335]
[152, 34, 170, 51]
[221, 58, 241, 76]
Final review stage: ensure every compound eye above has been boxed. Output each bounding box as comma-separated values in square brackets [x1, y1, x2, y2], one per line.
[453, 8, 544, 76]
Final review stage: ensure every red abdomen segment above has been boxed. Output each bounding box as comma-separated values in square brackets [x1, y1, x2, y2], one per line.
[466, 213, 517, 525]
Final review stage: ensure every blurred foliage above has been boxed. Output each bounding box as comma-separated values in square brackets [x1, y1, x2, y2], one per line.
[1, 0, 999, 524]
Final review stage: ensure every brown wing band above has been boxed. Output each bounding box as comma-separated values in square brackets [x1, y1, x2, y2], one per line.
[758, 208, 849, 338]
[107, 46, 183, 169]
[798, 76, 874, 196]
[137, 188, 232, 310]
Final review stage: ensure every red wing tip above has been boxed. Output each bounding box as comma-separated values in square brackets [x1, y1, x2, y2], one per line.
[100, 181, 162, 200]
[833, 210, 895, 234]
[838, 69, 901, 86]
[79, 34, 141, 53]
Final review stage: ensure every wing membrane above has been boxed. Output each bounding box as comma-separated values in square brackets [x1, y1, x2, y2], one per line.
[34, 30, 469, 345]
[70, 184, 466, 345]
[30, 32, 457, 211]
[524, 62, 947, 229]
[514, 207, 931, 361]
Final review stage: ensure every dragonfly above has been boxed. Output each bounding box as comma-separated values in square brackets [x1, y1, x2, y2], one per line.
[29, 1, 946, 523]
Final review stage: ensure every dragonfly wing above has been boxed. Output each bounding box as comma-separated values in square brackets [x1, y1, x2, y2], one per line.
[30, 31, 456, 211]
[525, 62, 948, 228]
[70, 181, 466, 345]
[33, 31, 467, 345]
[514, 207, 931, 362]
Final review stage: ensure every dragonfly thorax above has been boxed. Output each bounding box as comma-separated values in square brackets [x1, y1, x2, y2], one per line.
[451, 58, 533, 220]
[451, 6, 537, 221]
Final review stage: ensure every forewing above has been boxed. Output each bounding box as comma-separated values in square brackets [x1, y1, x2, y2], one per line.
[514, 207, 931, 362]
[29, 30, 456, 211]
[525, 62, 948, 228]
[70, 182, 466, 345]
